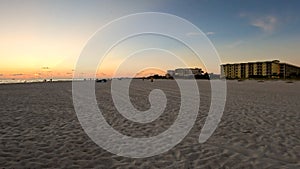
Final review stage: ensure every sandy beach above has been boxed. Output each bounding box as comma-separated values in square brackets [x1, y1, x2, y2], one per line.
[0, 80, 299, 168]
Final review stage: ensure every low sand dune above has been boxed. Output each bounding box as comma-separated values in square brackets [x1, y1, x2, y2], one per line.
[0, 80, 299, 168]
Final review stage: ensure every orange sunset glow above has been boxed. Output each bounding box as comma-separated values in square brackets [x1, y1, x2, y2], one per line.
[1, 0, 300, 81]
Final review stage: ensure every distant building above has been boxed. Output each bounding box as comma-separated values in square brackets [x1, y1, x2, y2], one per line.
[279, 63, 300, 79]
[166, 68, 203, 79]
[221, 60, 300, 79]
[166, 70, 175, 77]
[174, 68, 202, 78]
[209, 73, 220, 79]
[190, 68, 203, 76]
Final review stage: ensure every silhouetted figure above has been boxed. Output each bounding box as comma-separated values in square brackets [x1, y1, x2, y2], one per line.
[151, 77, 154, 82]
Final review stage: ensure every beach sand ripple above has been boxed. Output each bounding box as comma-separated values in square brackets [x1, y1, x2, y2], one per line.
[0, 80, 299, 168]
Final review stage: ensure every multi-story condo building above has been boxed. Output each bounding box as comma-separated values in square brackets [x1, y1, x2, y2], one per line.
[221, 60, 300, 79]
[279, 63, 300, 79]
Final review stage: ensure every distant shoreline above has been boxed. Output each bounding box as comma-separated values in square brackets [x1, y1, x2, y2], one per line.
[0, 79, 73, 85]
[0, 78, 299, 85]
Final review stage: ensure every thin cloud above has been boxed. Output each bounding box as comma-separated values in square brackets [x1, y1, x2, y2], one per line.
[0, 74, 3, 76]
[11, 73, 24, 76]
[97, 72, 107, 76]
[206, 32, 215, 36]
[240, 13, 279, 33]
[186, 32, 202, 37]
[186, 31, 215, 37]
[227, 40, 244, 48]
[251, 16, 278, 32]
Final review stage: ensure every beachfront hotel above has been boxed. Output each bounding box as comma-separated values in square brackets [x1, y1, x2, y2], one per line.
[166, 68, 203, 78]
[221, 60, 300, 79]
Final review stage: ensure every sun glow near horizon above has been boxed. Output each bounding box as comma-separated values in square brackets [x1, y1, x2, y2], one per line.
[1, 1, 300, 80]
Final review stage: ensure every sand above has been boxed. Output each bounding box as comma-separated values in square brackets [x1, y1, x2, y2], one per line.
[0, 80, 299, 168]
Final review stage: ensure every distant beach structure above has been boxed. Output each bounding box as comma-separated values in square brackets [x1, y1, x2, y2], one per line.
[221, 60, 300, 79]
[165, 68, 213, 79]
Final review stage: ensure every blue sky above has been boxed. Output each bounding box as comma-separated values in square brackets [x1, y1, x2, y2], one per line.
[0, 0, 300, 77]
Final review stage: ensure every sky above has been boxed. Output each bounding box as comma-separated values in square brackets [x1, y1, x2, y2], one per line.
[0, 0, 300, 79]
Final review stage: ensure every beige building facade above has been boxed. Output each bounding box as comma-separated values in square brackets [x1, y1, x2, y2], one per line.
[221, 60, 300, 79]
